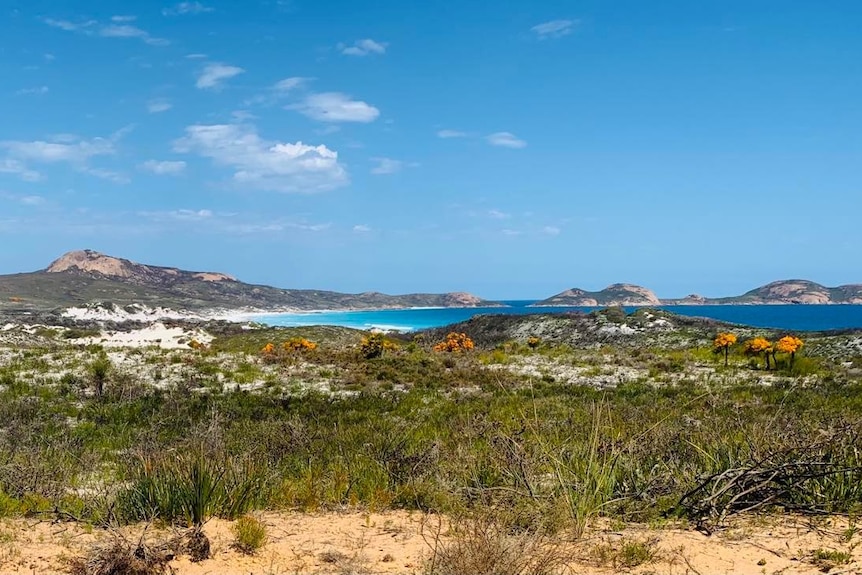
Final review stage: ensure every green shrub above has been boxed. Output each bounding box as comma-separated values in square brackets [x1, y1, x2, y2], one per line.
[231, 515, 267, 554]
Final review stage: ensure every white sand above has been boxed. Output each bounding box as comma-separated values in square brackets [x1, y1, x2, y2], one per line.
[77, 322, 213, 349]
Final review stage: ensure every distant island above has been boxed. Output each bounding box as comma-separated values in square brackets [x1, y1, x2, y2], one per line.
[532, 280, 862, 307]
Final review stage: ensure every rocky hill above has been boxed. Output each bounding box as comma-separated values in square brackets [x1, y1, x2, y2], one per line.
[531, 283, 661, 307]
[665, 280, 862, 305]
[0, 250, 499, 314]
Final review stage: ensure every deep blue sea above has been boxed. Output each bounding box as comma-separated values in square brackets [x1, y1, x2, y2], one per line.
[254, 302, 862, 332]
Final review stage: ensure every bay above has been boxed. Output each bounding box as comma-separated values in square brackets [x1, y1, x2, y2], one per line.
[254, 302, 862, 332]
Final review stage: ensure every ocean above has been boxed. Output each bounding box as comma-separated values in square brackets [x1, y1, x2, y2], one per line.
[254, 302, 862, 333]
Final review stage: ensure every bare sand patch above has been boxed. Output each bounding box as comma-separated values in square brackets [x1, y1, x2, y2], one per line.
[0, 512, 858, 574]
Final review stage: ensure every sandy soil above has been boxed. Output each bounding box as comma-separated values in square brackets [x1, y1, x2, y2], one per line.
[0, 511, 858, 575]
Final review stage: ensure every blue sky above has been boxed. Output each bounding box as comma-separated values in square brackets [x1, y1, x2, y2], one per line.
[1, 0, 860, 299]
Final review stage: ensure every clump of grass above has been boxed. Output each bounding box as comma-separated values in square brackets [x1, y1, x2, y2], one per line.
[231, 515, 267, 554]
[424, 516, 572, 575]
[592, 537, 658, 569]
[68, 532, 172, 575]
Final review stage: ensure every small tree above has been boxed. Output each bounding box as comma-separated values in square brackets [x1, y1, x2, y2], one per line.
[88, 354, 112, 398]
[713, 332, 737, 367]
[775, 335, 804, 370]
[744, 337, 773, 370]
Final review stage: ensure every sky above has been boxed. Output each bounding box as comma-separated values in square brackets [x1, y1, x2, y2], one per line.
[1, 0, 861, 300]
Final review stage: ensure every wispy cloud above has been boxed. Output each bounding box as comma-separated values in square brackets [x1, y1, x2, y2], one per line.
[273, 77, 308, 93]
[1, 131, 127, 183]
[101, 23, 170, 46]
[163, 2, 214, 15]
[531, 19, 576, 39]
[147, 98, 172, 113]
[173, 122, 348, 193]
[44, 18, 96, 32]
[140, 160, 186, 175]
[488, 209, 511, 219]
[243, 77, 309, 107]
[370, 157, 403, 175]
[196, 63, 244, 89]
[486, 132, 527, 149]
[291, 92, 379, 123]
[81, 167, 129, 184]
[44, 17, 169, 46]
[0, 159, 42, 182]
[543, 225, 561, 236]
[437, 129, 468, 139]
[340, 38, 387, 56]
[140, 208, 213, 222]
[353, 224, 372, 233]
[15, 86, 49, 96]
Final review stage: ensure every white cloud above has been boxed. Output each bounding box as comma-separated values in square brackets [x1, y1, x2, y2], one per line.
[370, 157, 403, 175]
[1, 132, 126, 183]
[502, 229, 522, 236]
[543, 226, 561, 236]
[140, 160, 186, 175]
[196, 63, 244, 89]
[487, 132, 527, 149]
[147, 98, 172, 113]
[531, 19, 576, 39]
[353, 224, 372, 233]
[173, 123, 348, 193]
[292, 92, 379, 123]
[15, 86, 49, 96]
[488, 209, 510, 219]
[437, 129, 468, 139]
[0, 159, 42, 182]
[341, 38, 387, 56]
[185, 53, 208, 59]
[111, 15, 137, 22]
[163, 2, 214, 16]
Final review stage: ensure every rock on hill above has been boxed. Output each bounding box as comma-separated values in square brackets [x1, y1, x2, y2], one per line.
[531, 283, 661, 307]
[0, 250, 499, 314]
[46, 250, 237, 285]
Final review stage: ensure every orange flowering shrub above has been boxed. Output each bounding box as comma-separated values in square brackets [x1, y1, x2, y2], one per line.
[434, 332, 475, 353]
[283, 338, 318, 353]
[775, 336, 803, 355]
[776, 335, 804, 368]
[744, 337, 773, 369]
[261, 342, 275, 355]
[713, 332, 737, 366]
[527, 337, 541, 349]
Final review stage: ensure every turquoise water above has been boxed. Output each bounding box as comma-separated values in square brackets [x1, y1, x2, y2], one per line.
[254, 302, 862, 332]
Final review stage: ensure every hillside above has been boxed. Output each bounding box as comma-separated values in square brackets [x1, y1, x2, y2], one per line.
[0, 250, 499, 314]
